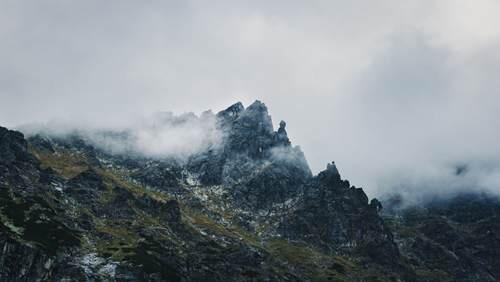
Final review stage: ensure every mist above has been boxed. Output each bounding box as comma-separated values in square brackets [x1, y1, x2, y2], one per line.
[1, 1, 500, 200]
[21, 111, 222, 161]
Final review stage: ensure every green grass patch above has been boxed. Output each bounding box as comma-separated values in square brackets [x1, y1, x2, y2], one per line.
[95, 221, 139, 260]
[97, 169, 170, 203]
[30, 145, 89, 178]
[265, 238, 358, 282]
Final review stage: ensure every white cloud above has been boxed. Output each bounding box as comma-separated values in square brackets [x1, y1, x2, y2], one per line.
[1, 1, 500, 197]
[21, 111, 222, 160]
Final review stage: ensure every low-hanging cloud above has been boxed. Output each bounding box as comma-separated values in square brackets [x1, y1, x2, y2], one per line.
[331, 31, 500, 203]
[21, 111, 223, 160]
[1, 1, 500, 201]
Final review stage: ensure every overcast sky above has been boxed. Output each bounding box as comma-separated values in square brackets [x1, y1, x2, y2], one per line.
[1, 1, 500, 197]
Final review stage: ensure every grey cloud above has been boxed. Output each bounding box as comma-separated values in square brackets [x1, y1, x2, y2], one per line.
[21, 111, 222, 161]
[1, 1, 500, 200]
[19, 112, 223, 162]
[331, 31, 500, 200]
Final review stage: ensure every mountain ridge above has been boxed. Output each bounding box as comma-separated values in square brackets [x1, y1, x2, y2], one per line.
[1, 101, 499, 281]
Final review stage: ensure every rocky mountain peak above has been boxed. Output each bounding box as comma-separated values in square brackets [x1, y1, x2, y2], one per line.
[234, 100, 273, 133]
[1, 100, 498, 281]
[183, 101, 312, 209]
[245, 100, 268, 114]
[317, 161, 341, 185]
[216, 101, 245, 120]
[217, 101, 282, 159]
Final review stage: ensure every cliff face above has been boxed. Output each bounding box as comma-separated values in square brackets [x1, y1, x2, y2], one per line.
[0, 127, 82, 280]
[383, 193, 500, 282]
[188, 101, 311, 210]
[280, 162, 399, 266]
[6, 101, 497, 281]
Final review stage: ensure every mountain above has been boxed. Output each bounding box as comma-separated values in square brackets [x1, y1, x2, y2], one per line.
[0, 100, 498, 281]
[382, 192, 500, 281]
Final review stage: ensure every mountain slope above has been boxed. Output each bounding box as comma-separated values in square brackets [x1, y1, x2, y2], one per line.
[383, 193, 500, 281]
[8, 101, 497, 281]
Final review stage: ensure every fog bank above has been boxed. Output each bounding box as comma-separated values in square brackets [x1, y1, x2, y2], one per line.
[1, 1, 500, 199]
[21, 111, 222, 160]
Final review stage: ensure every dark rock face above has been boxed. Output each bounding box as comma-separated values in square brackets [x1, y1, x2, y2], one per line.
[0, 127, 32, 165]
[190, 101, 312, 209]
[0, 127, 82, 280]
[275, 120, 291, 147]
[280, 162, 399, 266]
[66, 169, 109, 214]
[0, 124, 304, 281]
[3, 101, 498, 281]
[132, 163, 181, 190]
[224, 100, 275, 158]
[384, 192, 500, 281]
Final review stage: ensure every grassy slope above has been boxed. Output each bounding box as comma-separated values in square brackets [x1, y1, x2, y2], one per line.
[27, 143, 401, 281]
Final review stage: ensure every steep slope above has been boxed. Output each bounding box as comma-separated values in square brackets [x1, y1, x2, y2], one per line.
[280, 163, 399, 266]
[383, 193, 500, 281]
[1, 126, 299, 281]
[1, 101, 411, 281]
[0, 126, 83, 280]
[188, 101, 312, 210]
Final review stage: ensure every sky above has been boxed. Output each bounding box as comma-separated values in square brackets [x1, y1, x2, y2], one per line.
[1, 0, 500, 198]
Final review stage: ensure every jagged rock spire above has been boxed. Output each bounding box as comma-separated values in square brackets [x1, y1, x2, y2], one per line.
[278, 120, 286, 131]
[274, 120, 290, 146]
[326, 161, 339, 175]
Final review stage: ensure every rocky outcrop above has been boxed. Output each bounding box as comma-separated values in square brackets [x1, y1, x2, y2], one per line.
[280, 162, 399, 266]
[0, 125, 304, 281]
[384, 192, 500, 281]
[0, 126, 34, 165]
[0, 101, 405, 281]
[7, 100, 496, 281]
[189, 101, 312, 209]
[0, 127, 84, 280]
